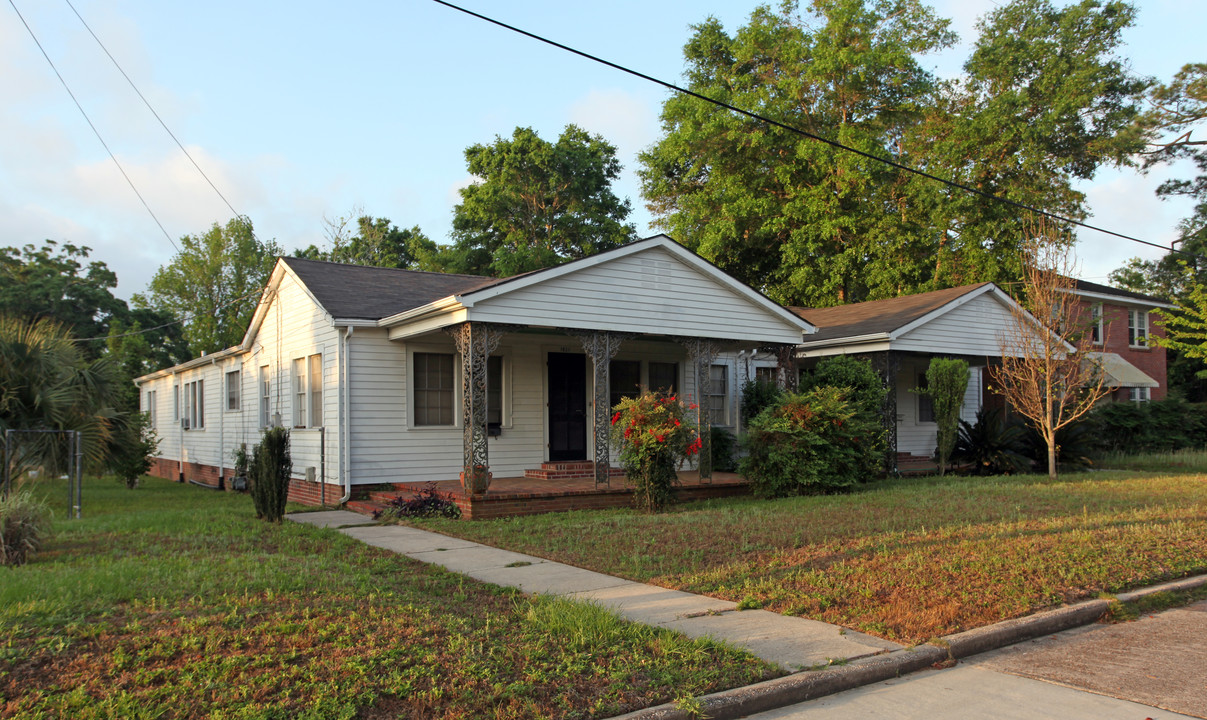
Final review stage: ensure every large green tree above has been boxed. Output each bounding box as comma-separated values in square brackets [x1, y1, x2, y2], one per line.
[138, 216, 280, 357]
[449, 125, 637, 277]
[295, 214, 451, 271]
[640, 0, 1146, 306]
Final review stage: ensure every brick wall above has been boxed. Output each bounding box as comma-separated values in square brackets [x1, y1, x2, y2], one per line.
[1080, 300, 1168, 401]
[456, 483, 748, 520]
[146, 456, 340, 505]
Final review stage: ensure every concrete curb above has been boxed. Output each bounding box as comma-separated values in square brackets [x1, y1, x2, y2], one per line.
[610, 572, 1207, 720]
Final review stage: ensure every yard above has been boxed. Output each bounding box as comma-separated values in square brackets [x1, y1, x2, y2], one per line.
[0, 477, 777, 719]
[412, 465, 1207, 643]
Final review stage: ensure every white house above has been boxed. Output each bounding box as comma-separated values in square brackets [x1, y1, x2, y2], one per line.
[135, 236, 815, 505]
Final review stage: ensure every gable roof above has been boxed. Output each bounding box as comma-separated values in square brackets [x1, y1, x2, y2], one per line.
[282, 257, 499, 320]
[790, 283, 993, 344]
[1066, 278, 1174, 308]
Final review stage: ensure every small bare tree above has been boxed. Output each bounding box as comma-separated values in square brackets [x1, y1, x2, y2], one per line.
[991, 220, 1111, 480]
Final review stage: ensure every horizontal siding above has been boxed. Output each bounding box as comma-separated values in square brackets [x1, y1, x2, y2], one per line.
[894, 294, 1022, 357]
[896, 358, 983, 456]
[465, 246, 804, 344]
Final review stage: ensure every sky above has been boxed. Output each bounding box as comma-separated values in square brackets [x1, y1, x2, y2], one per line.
[1, 0, 1203, 300]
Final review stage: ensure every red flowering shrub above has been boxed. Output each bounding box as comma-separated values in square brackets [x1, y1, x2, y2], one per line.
[610, 392, 701, 512]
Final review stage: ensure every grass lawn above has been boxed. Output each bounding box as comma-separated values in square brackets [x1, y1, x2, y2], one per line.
[0, 476, 778, 719]
[412, 470, 1207, 644]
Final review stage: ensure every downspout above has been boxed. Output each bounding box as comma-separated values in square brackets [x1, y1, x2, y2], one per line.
[214, 356, 223, 489]
[338, 325, 354, 503]
[175, 369, 183, 482]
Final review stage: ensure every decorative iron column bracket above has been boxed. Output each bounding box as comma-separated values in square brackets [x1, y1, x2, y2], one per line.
[675, 337, 721, 482]
[569, 330, 632, 487]
[870, 351, 900, 475]
[444, 322, 504, 493]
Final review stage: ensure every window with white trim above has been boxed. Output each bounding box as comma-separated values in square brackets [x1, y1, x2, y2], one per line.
[183, 379, 204, 429]
[173, 383, 180, 422]
[754, 365, 778, 385]
[609, 360, 641, 409]
[308, 354, 323, 427]
[708, 364, 729, 426]
[917, 373, 935, 423]
[414, 352, 455, 426]
[1091, 303, 1103, 345]
[292, 358, 307, 428]
[145, 390, 157, 427]
[259, 365, 271, 428]
[486, 355, 503, 426]
[226, 369, 241, 411]
[649, 361, 679, 395]
[1128, 310, 1148, 347]
[1129, 387, 1151, 403]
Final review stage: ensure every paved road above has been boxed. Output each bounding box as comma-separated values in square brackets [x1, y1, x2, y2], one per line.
[746, 601, 1207, 719]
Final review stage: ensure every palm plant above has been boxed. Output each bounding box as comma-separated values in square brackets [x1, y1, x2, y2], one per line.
[953, 408, 1030, 475]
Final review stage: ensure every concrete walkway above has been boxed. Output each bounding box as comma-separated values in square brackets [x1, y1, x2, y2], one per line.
[286, 510, 899, 671]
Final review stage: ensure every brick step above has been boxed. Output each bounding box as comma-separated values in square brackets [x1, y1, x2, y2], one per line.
[524, 466, 626, 480]
[344, 499, 383, 516]
[537, 461, 597, 471]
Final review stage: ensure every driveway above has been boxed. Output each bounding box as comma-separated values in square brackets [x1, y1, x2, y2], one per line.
[746, 600, 1207, 719]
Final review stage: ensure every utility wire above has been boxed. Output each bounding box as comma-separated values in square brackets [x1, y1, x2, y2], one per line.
[64, 0, 243, 223]
[432, 0, 1195, 260]
[8, 0, 179, 252]
[77, 287, 269, 343]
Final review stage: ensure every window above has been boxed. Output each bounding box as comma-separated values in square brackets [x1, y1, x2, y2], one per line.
[708, 364, 729, 425]
[487, 355, 503, 426]
[1129, 387, 1151, 403]
[754, 365, 778, 385]
[145, 390, 157, 427]
[226, 369, 241, 411]
[1128, 310, 1148, 347]
[609, 360, 642, 409]
[414, 352, 455, 426]
[183, 379, 204, 429]
[173, 384, 180, 421]
[917, 374, 935, 423]
[260, 365, 271, 428]
[1091, 304, 1103, 345]
[649, 361, 678, 394]
[309, 354, 323, 427]
[292, 358, 307, 427]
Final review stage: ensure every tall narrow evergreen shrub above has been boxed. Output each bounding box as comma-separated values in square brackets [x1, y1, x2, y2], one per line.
[249, 427, 292, 522]
[925, 357, 970, 475]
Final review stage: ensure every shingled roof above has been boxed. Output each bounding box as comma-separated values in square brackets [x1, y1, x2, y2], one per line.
[789, 283, 993, 344]
[282, 257, 502, 320]
[1068, 278, 1170, 306]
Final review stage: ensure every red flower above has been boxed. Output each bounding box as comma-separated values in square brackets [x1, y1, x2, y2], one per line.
[656, 434, 665, 443]
[611, 411, 621, 425]
[624, 427, 632, 438]
[673, 419, 680, 427]
[688, 403, 698, 410]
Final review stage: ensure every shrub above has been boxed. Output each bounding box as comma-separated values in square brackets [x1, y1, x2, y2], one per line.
[249, 427, 292, 522]
[740, 379, 782, 424]
[924, 358, 970, 475]
[1, 491, 50, 567]
[1023, 420, 1097, 471]
[1091, 397, 1207, 454]
[740, 386, 884, 497]
[108, 412, 159, 489]
[952, 408, 1030, 475]
[376, 483, 461, 520]
[710, 427, 738, 472]
[610, 392, 702, 512]
[801, 355, 887, 423]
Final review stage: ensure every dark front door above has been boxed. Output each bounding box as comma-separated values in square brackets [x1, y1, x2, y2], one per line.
[548, 353, 587, 462]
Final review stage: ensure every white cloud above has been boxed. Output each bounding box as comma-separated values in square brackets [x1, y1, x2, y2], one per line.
[568, 88, 659, 158]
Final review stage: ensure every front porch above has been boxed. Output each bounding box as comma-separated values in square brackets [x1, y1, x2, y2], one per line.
[347, 465, 750, 520]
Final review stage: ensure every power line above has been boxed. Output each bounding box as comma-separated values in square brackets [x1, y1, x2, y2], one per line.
[64, 0, 243, 223]
[77, 287, 268, 343]
[7, 0, 179, 252]
[431, 0, 1195, 260]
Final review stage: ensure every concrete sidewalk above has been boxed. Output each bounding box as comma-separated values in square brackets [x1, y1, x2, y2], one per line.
[286, 510, 899, 671]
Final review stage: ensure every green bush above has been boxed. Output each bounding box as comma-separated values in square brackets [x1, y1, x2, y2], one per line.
[740, 379, 782, 424]
[108, 412, 159, 489]
[802, 355, 886, 422]
[710, 427, 738, 472]
[1, 491, 51, 567]
[249, 427, 292, 522]
[1091, 397, 1207, 454]
[740, 387, 884, 497]
[953, 408, 1030, 475]
[1024, 421, 1097, 471]
[924, 358, 969, 475]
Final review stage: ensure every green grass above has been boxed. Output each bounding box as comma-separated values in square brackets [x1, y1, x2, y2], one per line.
[411, 470, 1207, 643]
[1098, 448, 1207, 473]
[0, 476, 778, 719]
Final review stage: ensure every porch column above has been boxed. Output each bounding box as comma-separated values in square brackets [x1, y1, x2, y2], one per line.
[445, 322, 504, 492]
[571, 330, 631, 487]
[870, 351, 900, 475]
[677, 337, 721, 482]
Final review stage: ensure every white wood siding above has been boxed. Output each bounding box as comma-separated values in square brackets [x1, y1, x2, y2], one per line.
[895, 358, 983, 456]
[464, 246, 804, 344]
[894, 294, 1019, 357]
[140, 271, 342, 486]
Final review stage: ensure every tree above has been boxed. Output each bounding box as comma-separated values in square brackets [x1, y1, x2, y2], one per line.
[991, 222, 1111, 480]
[0, 315, 120, 481]
[639, 0, 1145, 306]
[294, 212, 451, 272]
[450, 125, 637, 277]
[138, 216, 280, 357]
[924, 357, 970, 476]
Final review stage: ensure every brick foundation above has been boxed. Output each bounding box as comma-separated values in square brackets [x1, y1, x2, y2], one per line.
[146, 456, 341, 505]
